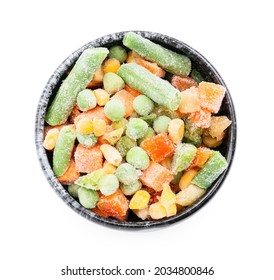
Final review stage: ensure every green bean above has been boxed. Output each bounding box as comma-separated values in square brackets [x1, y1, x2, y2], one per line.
[192, 151, 228, 189]
[53, 126, 76, 177]
[118, 63, 181, 110]
[191, 69, 204, 84]
[123, 32, 191, 76]
[75, 169, 105, 190]
[45, 47, 108, 125]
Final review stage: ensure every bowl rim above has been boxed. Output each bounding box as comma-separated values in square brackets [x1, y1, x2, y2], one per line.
[35, 30, 237, 230]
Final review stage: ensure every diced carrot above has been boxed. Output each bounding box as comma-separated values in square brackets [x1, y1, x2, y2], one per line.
[74, 106, 111, 125]
[91, 207, 109, 218]
[58, 159, 80, 185]
[86, 67, 104, 88]
[135, 57, 165, 77]
[112, 89, 135, 117]
[198, 82, 226, 113]
[97, 189, 129, 218]
[140, 133, 175, 163]
[69, 106, 81, 124]
[74, 144, 103, 173]
[140, 162, 173, 192]
[124, 85, 141, 97]
[190, 108, 211, 128]
[189, 147, 214, 169]
[171, 75, 198, 91]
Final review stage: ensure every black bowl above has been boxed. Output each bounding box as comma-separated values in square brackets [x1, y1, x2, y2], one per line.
[35, 31, 236, 229]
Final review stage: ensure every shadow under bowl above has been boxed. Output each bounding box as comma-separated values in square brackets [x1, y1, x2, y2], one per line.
[35, 31, 236, 229]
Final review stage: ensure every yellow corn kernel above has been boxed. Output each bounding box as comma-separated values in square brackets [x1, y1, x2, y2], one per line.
[93, 89, 110, 106]
[100, 144, 122, 166]
[43, 128, 59, 150]
[102, 161, 117, 174]
[168, 118, 185, 144]
[76, 117, 93, 134]
[166, 203, 177, 217]
[179, 169, 199, 190]
[133, 207, 150, 220]
[93, 119, 107, 137]
[176, 184, 206, 207]
[159, 185, 176, 208]
[102, 127, 124, 145]
[160, 157, 172, 170]
[202, 135, 222, 148]
[149, 202, 167, 220]
[103, 58, 121, 73]
[129, 190, 150, 210]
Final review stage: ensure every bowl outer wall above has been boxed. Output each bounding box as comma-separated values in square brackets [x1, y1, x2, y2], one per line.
[35, 31, 236, 229]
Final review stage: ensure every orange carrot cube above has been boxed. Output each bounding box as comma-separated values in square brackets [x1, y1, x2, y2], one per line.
[124, 85, 141, 98]
[135, 57, 166, 77]
[74, 144, 103, 173]
[58, 159, 80, 184]
[140, 133, 175, 162]
[140, 162, 173, 192]
[97, 189, 129, 218]
[198, 82, 226, 113]
[188, 147, 214, 169]
[190, 108, 211, 128]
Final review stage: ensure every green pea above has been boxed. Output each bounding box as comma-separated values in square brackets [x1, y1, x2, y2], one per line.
[126, 147, 150, 170]
[133, 95, 154, 116]
[120, 180, 142, 196]
[77, 89, 97, 111]
[104, 99, 125, 121]
[116, 136, 137, 157]
[68, 184, 80, 198]
[115, 163, 139, 185]
[153, 115, 171, 133]
[77, 133, 97, 148]
[126, 118, 148, 140]
[98, 174, 119, 196]
[78, 187, 99, 208]
[109, 45, 127, 63]
[103, 72, 125, 95]
[137, 127, 156, 145]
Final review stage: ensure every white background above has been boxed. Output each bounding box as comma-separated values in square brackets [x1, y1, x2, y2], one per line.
[1, 0, 273, 279]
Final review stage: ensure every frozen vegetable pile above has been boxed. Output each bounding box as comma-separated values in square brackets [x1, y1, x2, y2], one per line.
[43, 32, 232, 221]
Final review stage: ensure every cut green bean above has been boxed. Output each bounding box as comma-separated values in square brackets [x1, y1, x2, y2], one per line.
[45, 48, 108, 125]
[68, 184, 80, 198]
[123, 32, 191, 76]
[192, 151, 228, 189]
[115, 136, 137, 157]
[109, 45, 127, 63]
[171, 143, 197, 175]
[118, 63, 181, 110]
[76, 133, 97, 148]
[98, 174, 119, 196]
[53, 126, 76, 177]
[77, 89, 97, 111]
[78, 187, 99, 208]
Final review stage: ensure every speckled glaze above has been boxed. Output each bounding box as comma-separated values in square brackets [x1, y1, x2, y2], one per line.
[35, 31, 236, 229]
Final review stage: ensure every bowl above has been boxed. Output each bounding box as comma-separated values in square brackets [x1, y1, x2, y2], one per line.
[35, 31, 236, 229]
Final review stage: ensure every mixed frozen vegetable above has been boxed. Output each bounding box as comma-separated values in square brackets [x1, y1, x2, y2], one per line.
[43, 32, 231, 221]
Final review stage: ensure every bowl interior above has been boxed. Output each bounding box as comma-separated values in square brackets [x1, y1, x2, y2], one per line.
[36, 31, 236, 229]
